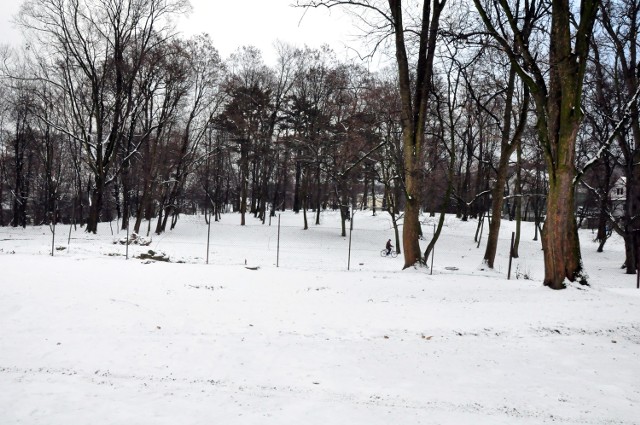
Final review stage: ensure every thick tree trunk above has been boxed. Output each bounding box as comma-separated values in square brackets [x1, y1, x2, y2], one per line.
[402, 172, 423, 268]
[134, 183, 151, 234]
[623, 233, 637, 274]
[541, 170, 586, 289]
[86, 174, 105, 234]
[484, 166, 508, 268]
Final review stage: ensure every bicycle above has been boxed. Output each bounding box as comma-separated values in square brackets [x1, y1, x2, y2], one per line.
[380, 249, 398, 258]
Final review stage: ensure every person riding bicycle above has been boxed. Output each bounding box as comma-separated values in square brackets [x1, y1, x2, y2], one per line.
[385, 239, 393, 256]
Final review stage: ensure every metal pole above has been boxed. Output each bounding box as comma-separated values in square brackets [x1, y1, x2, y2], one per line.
[508, 231, 515, 279]
[347, 212, 354, 270]
[206, 210, 212, 264]
[126, 217, 130, 260]
[51, 216, 56, 257]
[276, 214, 281, 268]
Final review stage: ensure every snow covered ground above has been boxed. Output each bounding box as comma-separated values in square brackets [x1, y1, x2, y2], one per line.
[1, 211, 639, 424]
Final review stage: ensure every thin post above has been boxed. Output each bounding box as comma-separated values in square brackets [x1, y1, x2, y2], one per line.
[507, 231, 515, 279]
[347, 212, 354, 270]
[276, 214, 281, 268]
[126, 217, 130, 260]
[51, 217, 56, 257]
[430, 223, 435, 275]
[206, 210, 212, 264]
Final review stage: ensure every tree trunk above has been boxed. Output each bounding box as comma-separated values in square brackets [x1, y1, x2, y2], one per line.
[371, 168, 376, 216]
[240, 140, 249, 226]
[624, 153, 640, 273]
[293, 156, 302, 213]
[513, 142, 523, 258]
[302, 171, 309, 230]
[623, 232, 637, 273]
[485, 162, 510, 268]
[388, 0, 444, 269]
[542, 169, 585, 288]
[403, 171, 423, 267]
[315, 164, 322, 225]
[86, 173, 105, 234]
[474, 211, 485, 243]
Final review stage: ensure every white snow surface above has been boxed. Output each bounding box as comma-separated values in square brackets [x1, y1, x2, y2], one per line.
[1, 211, 639, 424]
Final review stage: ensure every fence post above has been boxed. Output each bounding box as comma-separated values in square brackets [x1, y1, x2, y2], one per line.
[276, 214, 281, 268]
[206, 211, 212, 265]
[126, 218, 130, 260]
[51, 216, 56, 257]
[347, 212, 354, 270]
[507, 231, 515, 280]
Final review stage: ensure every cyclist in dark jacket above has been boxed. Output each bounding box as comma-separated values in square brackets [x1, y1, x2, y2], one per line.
[386, 239, 393, 255]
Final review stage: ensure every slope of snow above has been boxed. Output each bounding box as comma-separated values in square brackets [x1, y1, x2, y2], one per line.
[1, 212, 638, 424]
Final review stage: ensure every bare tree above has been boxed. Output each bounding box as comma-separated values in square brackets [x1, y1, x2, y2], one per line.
[597, 0, 640, 272]
[18, 0, 189, 233]
[473, 0, 599, 289]
[155, 34, 224, 233]
[465, 50, 530, 269]
[297, 0, 446, 268]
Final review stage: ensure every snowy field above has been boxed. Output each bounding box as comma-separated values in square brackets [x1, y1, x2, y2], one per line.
[1, 211, 639, 424]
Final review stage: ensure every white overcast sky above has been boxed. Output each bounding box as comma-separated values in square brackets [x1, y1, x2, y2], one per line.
[0, 0, 385, 68]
